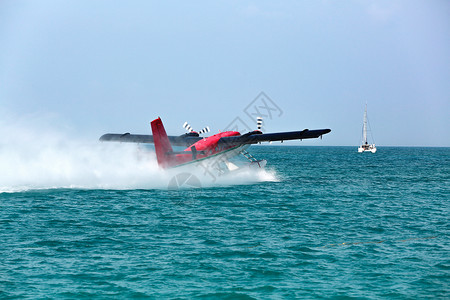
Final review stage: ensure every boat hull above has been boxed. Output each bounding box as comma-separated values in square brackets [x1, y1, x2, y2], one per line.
[358, 145, 377, 153]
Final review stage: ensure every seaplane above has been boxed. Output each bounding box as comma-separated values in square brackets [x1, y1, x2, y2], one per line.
[99, 117, 331, 172]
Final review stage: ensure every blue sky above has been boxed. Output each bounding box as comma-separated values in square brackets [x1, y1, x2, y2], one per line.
[1, 0, 449, 146]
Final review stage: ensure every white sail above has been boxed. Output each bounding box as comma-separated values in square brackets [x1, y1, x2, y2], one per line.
[363, 104, 368, 144]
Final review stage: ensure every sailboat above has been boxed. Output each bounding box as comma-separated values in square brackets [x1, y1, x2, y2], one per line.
[358, 104, 377, 153]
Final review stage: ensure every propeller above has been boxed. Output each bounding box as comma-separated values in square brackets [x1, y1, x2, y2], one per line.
[183, 122, 210, 135]
[240, 116, 264, 140]
[256, 117, 263, 131]
[198, 126, 210, 135]
[183, 122, 194, 132]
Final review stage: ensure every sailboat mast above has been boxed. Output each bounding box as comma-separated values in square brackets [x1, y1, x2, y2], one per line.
[363, 104, 367, 144]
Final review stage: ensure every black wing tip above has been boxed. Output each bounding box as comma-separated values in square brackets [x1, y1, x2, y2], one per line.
[99, 134, 111, 141]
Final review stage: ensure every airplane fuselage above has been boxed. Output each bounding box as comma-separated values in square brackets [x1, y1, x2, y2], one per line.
[166, 131, 243, 168]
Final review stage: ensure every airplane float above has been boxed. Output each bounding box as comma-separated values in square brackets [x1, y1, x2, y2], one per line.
[99, 117, 331, 172]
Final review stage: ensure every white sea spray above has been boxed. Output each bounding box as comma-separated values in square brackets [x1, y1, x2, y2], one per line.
[0, 113, 277, 192]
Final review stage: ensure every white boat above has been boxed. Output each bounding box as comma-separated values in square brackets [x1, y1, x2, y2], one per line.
[358, 104, 377, 153]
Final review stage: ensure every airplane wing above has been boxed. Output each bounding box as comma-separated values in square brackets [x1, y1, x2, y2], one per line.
[217, 129, 331, 146]
[100, 128, 331, 147]
[99, 133, 202, 147]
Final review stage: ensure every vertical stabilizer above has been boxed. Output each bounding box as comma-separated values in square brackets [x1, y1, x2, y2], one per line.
[151, 117, 173, 168]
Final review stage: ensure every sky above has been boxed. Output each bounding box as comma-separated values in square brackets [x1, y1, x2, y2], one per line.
[1, 0, 449, 147]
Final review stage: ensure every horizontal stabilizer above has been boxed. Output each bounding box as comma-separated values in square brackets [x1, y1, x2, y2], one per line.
[99, 133, 154, 143]
[99, 133, 202, 147]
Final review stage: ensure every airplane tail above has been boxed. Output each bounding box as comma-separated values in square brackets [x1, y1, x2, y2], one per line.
[151, 117, 173, 168]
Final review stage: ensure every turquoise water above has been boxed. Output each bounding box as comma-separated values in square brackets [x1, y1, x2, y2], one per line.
[1, 146, 449, 298]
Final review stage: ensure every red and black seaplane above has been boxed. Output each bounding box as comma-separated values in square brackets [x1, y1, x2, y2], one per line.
[100, 117, 331, 171]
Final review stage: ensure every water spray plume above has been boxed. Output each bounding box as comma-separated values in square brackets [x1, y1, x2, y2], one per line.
[0, 114, 277, 192]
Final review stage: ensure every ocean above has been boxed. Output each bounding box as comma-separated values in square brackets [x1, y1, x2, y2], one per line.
[1, 146, 449, 299]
